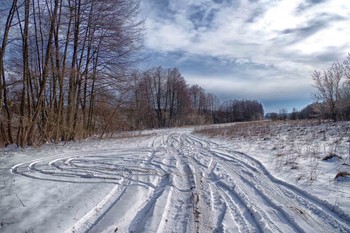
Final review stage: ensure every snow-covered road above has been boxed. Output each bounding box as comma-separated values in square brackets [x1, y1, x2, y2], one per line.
[2, 130, 350, 232]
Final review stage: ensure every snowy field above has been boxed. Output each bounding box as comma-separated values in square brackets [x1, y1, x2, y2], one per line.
[1, 122, 350, 233]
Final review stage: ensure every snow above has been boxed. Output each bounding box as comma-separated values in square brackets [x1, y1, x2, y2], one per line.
[1, 123, 350, 233]
[200, 121, 350, 214]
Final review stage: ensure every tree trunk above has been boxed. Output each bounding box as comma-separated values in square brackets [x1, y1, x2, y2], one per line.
[0, 0, 17, 145]
[66, 0, 81, 140]
[26, 0, 59, 145]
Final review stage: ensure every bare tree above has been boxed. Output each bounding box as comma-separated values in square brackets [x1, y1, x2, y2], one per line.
[0, 0, 18, 146]
[0, 0, 143, 147]
[312, 62, 344, 121]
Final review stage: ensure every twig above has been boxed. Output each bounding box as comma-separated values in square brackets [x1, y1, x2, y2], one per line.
[15, 194, 25, 207]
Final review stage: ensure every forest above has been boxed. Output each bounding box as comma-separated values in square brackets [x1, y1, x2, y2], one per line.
[0, 0, 264, 147]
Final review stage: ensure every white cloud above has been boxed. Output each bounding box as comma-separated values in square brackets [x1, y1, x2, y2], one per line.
[141, 0, 350, 111]
[145, 19, 193, 51]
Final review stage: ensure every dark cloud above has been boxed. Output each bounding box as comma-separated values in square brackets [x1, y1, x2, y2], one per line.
[296, 0, 329, 12]
[245, 7, 264, 23]
[307, 0, 328, 4]
[314, 49, 346, 63]
[212, 0, 235, 5]
[280, 13, 345, 44]
[143, 0, 176, 20]
[143, 51, 235, 76]
[188, 6, 218, 30]
[281, 20, 326, 42]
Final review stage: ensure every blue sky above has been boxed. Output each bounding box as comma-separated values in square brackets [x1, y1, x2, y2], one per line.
[139, 0, 350, 113]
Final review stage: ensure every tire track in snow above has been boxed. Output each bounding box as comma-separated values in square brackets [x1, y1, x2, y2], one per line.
[11, 149, 165, 184]
[164, 133, 217, 233]
[238, 175, 305, 233]
[9, 131, 350, 232]
[181, 135, 262, 232]
[216, 180, 259, 233]
[207, 154, 302, 233]
[80, 141, 173, 233]
[181, 134, 266, 232]
[217, 148, 350, 232]
[208, 183, 228, 233]
[127, 174, 172, 233]
[65, 178, 129, 233]
[185, 134, 350, 232]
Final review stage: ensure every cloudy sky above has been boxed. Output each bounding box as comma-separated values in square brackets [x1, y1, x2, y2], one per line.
[139, 0, 350, 113]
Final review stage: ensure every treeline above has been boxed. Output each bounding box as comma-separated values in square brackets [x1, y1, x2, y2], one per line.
[265, 107, 315, 121]
[214, 100, 264, 123]
[266, 102, 350, 121]
[123, 67, 264, 130]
